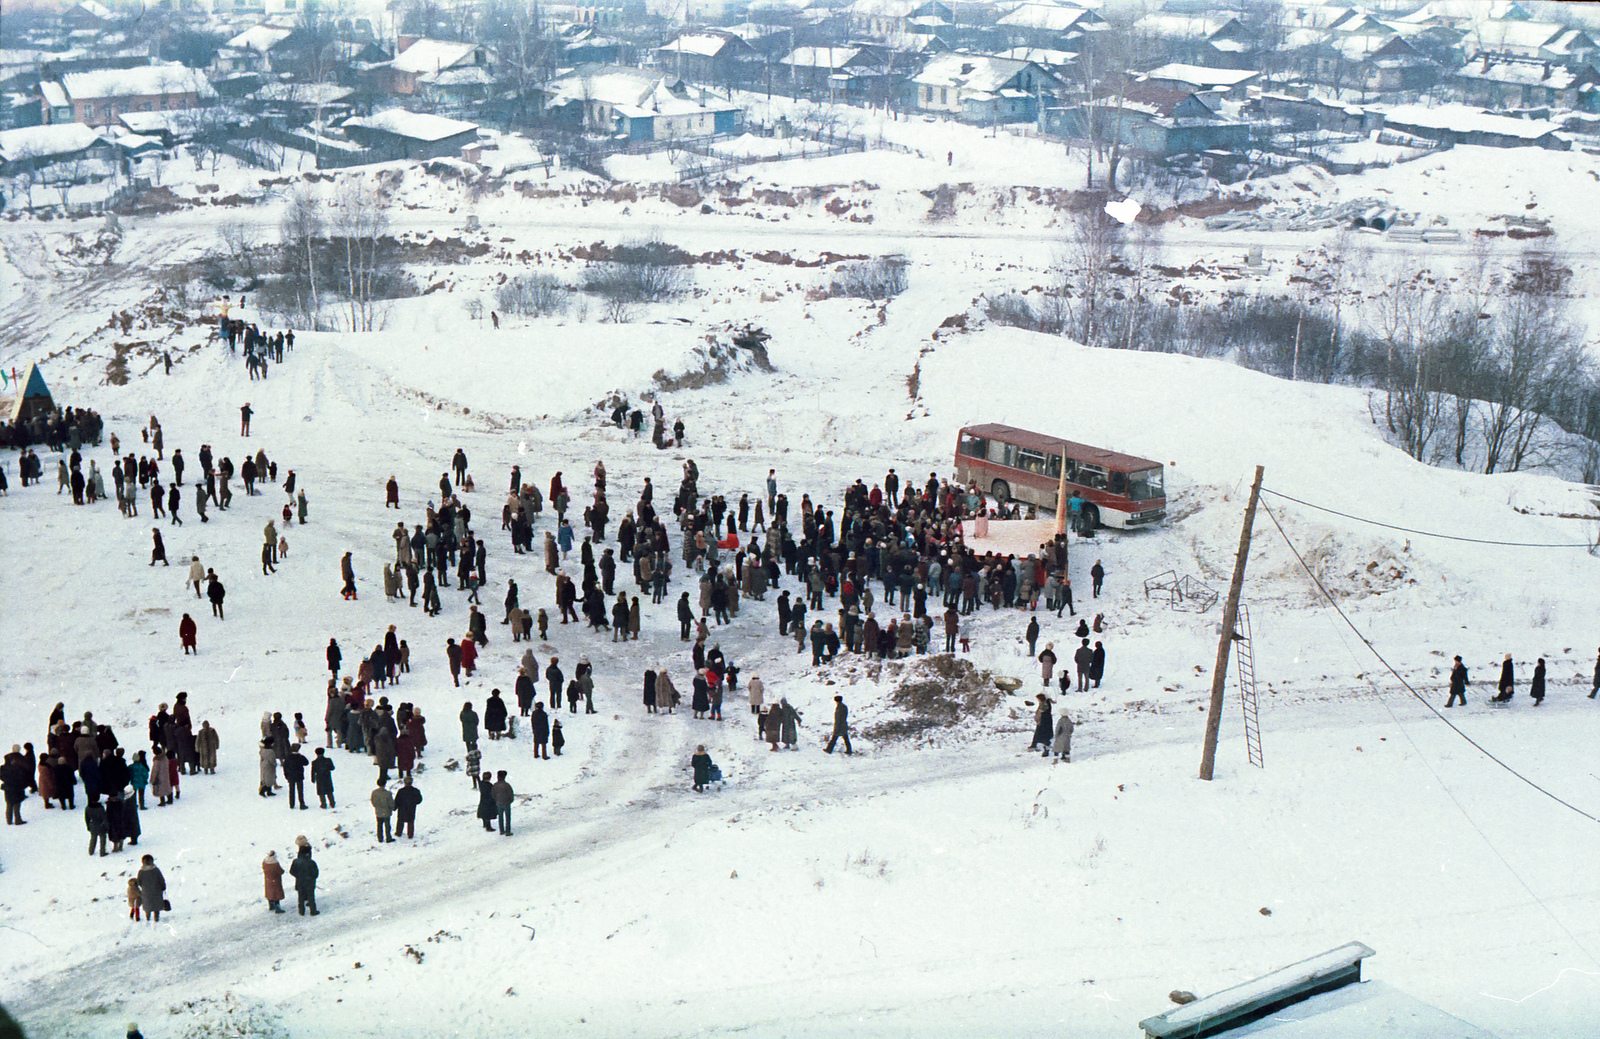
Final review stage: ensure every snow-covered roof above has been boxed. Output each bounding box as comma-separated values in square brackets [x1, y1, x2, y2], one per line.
[117, 108, 217, 135]
[0, 122, 102, 161]
[1381, 103, 1562, 139]
[253, 82, 356, 104]
[59, 64, 215, 101]
[997, 3, 1095, 33]
[227, 24, 295, 52]
[76, 1, 113, 20]
[545, 65, 659, 108]
[1466, 20, 1569, 53]
[344, 108, 479, 142]
[1141, 63, 1259, 89]
[1396, 0, 1527, 25]
[419, 66, 495, 87]
[39, 81, 68, 108]
[391, 39, 481, 75]
[913, 53, 1037, 93]
[1453, 58, 1588, 90]
[781, 46, 868, 69]
[997, 46, 1076, 66]
[657, 32, 739, 58]
[1133, 13, 1237, 40]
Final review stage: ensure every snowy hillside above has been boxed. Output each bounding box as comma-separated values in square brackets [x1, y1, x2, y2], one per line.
[2, 140, 1600, 1039]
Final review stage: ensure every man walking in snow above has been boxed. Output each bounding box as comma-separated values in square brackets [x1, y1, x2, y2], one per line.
[1446, 656, 1469, 708]
[825, 695, 852, 755]
[240, 403, 252, 437]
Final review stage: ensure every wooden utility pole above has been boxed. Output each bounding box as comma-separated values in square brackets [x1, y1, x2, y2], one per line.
[1199, 465, 1264, 782]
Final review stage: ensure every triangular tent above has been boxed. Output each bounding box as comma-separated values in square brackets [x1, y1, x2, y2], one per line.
[8, 362, 53, 424]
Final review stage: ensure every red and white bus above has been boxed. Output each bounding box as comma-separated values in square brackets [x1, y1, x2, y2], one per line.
[953, 423, 1166, 530]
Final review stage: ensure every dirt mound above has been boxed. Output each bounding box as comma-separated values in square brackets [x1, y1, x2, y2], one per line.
[861, 655, 1008, 742]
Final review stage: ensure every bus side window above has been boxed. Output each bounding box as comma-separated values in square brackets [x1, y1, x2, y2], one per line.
[1110, 472, 1127, 494]
[1047, 454, 1062, 478]
[961, 436, 987, 458]
[1063, 460, 1077, 482]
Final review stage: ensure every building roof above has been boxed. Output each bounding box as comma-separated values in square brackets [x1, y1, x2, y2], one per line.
[1141, 63, 1259, 89]
[781, 46, 868, 69]
[1381, 102, 1562, 139]
[59, 64, 214, 101]
[227, 24, 295, 52]
[1134, 13, 1239, 40]
[997, 46, 1076, 66]
[1466, 20, 1570, 53]
[1453, 58, 1591, 90]
[39, 80, 69, 108]
[391, 39, 481, 75]
[1397, 1, 1528, 25]
[344, 108, 479, 142]
[117, 109, 218, 135]
[913, 53, 1036, 93]
[997, 3, 1096, 33]
[657, 32, 740, 58]
[419, 66, 496, 87]
[253, 82, 356, 104]
[0, 122, 102, 161]
[75, 1, 114, 20]
[544, 65, 738, 118]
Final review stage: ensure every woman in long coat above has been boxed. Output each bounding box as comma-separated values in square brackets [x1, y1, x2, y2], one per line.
[1052, 712, 1075, 762]
[151, 749, 173, 805]
[196, 721, 219, 773]
[643, 669, 657, 713]
[779, 699, 800, 749]
[258, 739, 278, 796]
[1038, 644, 1057, 687]
[262, 851, 286, 913]
[1530, 658, 1546, 705]
[1497, 654, 1515, 702]
[137, 855, 167, 923]
[345, 706, 366, 753]
[483, 690, 508, 739]
[1029, 695, 1054, 755]
[656, 671, 677, 714]
[476, 773, 497, 831]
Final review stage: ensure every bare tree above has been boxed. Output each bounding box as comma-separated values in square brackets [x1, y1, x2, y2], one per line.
[1058, 207, 1122, 346]
[279, 186, 324, 329]
[1366, 266, 1449, 462]
[331, 180, 392, 332]
[218, 218, 258, 278]
[1477, 260, 1582, 473]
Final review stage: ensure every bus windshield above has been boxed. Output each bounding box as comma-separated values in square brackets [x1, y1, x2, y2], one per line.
[1127, 468, 1164, 502]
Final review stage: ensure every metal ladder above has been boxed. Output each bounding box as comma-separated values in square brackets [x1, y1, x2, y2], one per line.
[1237, 605, 1264, 769]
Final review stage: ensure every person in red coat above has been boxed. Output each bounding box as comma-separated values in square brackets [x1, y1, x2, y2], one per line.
[179, 614, 197, 655]
[386, 476, 400, 509]
[407, 713, 426, 755]
[459, 636, 478, 677]
[395, 732, 416, 780]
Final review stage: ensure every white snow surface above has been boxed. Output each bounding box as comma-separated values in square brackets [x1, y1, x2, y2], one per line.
[0, 127, 1598, 1039]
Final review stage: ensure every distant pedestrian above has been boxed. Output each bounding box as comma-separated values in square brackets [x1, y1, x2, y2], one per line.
[1038, 643, 1056, 687]
[1446, 655, 1468, 708]
[137, 853, 167, 922]
[491, 770, 514, 835]
[825, 695, 852, 755]
[1530, 658, 1546, 705]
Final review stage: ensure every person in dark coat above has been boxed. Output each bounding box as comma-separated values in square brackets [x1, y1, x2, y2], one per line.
[340, 551, 357, 600]
[531, 703, 550, 760]
[1446, 655, 1469, 708]
[289, 846, 318, 916]
[311, 747, 336, 807]
[86, 795, 110, 856]
[483, 690, 508, 740]
[459, 702, 479, 747]
[1495, 654, 1515, 703]
[150, 528, 168, 566]
[552, 719, 564, 756]
[825, 695, 852, 754]
[137, 854, 166, 922]
[546, 658, 564, 710]
[476, 773, 497, 831]
[1024, 616, 1039, 658]
[1090, 641, 1105, 689]
[282, 744, 309, 809]
[515, 668, 535, 716]
[207, 571, 225, 619]
[1530, 658, 1546, 705]
[179, 614, 197, 655]
[1029, 695, 1054, 754]
[691, 745, 713, 791]
[1090, 560, 1105, 597]
[394, 776, 421, 838]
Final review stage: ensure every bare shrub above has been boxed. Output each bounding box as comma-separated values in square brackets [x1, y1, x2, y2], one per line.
[827, 256, 907, 301]
[497, 273, 568, 318]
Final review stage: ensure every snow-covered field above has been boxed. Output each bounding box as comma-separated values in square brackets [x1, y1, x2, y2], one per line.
[2, 128, 1600, 1039]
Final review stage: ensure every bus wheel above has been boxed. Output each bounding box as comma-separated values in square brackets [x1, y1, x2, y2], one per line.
[1081, 503, 1100, 530]
[990, 479, 1010, 502]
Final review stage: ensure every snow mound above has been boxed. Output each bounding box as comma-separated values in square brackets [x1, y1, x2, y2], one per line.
[846, 655, 1010, 742]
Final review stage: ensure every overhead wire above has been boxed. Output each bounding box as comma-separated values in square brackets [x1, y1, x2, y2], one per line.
[1259, 499, 1600, 968]
[1261, 487, 1593, 548]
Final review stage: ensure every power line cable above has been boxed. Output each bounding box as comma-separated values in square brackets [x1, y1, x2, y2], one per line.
[1258, 500, 1600, 825]
[1261, 487, 1593, 548]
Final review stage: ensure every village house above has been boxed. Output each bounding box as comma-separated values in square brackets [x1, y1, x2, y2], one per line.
[1378, 102, 1570, 149]
[40, 64, 215, 128]
[1138, 63, 1260, 101]
[340, 109, 481, 160]
[653, 30, 755, 88]
[1464, 20, 1596, 68]
[1133, 14, 1256, 69]
[1048, 81, 1248, 158]
[1450, 56, 1600, 112]
[777, 45, 893, 100]
[538, 64, 743, 140]
[910, 52, 1058, 123]
[373, 38, 493, 98]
